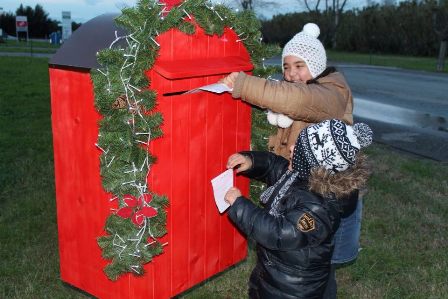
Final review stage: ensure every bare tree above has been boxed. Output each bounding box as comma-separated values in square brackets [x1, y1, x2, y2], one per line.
[303, 0, 321, 12]
[298, 0, 350, 48]
[228, 0, 278, 11]
[241, 0, 253, 10]
[433, 3, 448, 71]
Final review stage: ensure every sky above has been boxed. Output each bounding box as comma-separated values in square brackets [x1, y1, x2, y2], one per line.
[0, 0, 314, 23]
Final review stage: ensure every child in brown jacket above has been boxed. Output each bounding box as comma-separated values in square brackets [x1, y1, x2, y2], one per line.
[221, 23, 353, 158]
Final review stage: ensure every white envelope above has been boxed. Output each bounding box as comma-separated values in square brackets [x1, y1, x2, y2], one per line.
[184, 83, 232, 94]
[210, 169, 233, 213]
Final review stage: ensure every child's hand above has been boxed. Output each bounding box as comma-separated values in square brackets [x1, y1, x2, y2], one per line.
[219, 72, 239, 89]
[225, 187, 242, 206]
[227, 153, 252, 173]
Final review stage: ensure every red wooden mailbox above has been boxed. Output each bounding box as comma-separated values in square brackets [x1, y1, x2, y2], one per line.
[49, 12, 252, 299]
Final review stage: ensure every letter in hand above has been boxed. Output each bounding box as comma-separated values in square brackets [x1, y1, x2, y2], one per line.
[226, 153, 252, 173]
[224, 187, 242, 206]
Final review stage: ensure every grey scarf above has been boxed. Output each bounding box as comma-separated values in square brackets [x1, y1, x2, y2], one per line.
[260, 170, 299, 217]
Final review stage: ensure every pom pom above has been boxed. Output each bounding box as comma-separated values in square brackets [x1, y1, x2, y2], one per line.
[267, 110, 278, 126]
[303, 23, 320, 38]
[353, 123, 373, 148]
[277, 114, 294, 128]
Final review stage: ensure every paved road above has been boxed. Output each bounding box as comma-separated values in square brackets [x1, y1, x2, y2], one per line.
[339, 64, 448, 161]
[337, 64, 448, 127]
[339, 64, 448, 114]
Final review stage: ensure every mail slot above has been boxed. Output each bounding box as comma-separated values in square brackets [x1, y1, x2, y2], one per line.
[49, 7, 253, 299]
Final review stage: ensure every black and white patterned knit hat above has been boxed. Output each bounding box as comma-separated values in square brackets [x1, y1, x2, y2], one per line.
[292, 119, 373, 176]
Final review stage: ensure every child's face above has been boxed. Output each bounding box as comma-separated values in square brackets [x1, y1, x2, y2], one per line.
[283, 55, 313, 83]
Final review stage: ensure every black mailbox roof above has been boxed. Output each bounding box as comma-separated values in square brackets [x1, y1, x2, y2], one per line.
[49, 13, 127, 70]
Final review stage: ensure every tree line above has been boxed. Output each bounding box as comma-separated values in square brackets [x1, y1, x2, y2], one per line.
[261, 0, 448, 58]
[0, 4, 81, 39]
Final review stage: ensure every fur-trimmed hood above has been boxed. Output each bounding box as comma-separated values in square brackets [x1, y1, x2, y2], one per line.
[308, 153, 370, 199]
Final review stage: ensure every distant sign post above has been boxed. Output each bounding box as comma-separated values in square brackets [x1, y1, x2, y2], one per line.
[0, 8, 3, 41]
[16, 15, 29, 42]
[62, 11, 72, 41]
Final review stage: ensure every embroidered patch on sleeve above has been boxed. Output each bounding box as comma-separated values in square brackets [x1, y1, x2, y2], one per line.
[297, 212, 316, 232]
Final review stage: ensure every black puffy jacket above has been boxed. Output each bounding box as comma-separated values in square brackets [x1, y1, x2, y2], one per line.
[228, 151, 345, 299]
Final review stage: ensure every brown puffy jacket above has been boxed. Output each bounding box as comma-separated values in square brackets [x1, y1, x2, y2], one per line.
[232, 71, 354, 158]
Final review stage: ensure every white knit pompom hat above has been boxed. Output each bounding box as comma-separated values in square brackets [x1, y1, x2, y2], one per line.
[282, 23, 327, 79]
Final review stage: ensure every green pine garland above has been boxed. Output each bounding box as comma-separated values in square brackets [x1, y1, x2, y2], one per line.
[91, 0, 279, 281]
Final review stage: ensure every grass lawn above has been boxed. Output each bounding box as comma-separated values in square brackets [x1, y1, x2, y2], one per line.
[0, 39, 60, 49]
[1, 56, 447, 298]
[328, 50, 448, 74]
[0, 40, 59, 54]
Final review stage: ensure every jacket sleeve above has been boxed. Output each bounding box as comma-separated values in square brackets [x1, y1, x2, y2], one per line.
[228, 196, 334, 250]
[238, 151, 289, 186]
[232, 71, 349, 123]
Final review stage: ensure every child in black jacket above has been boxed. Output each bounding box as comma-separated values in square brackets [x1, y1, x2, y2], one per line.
[224, 119, 372, 299]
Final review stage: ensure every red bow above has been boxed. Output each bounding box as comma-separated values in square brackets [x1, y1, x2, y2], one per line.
[116, 194, 158, 226]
